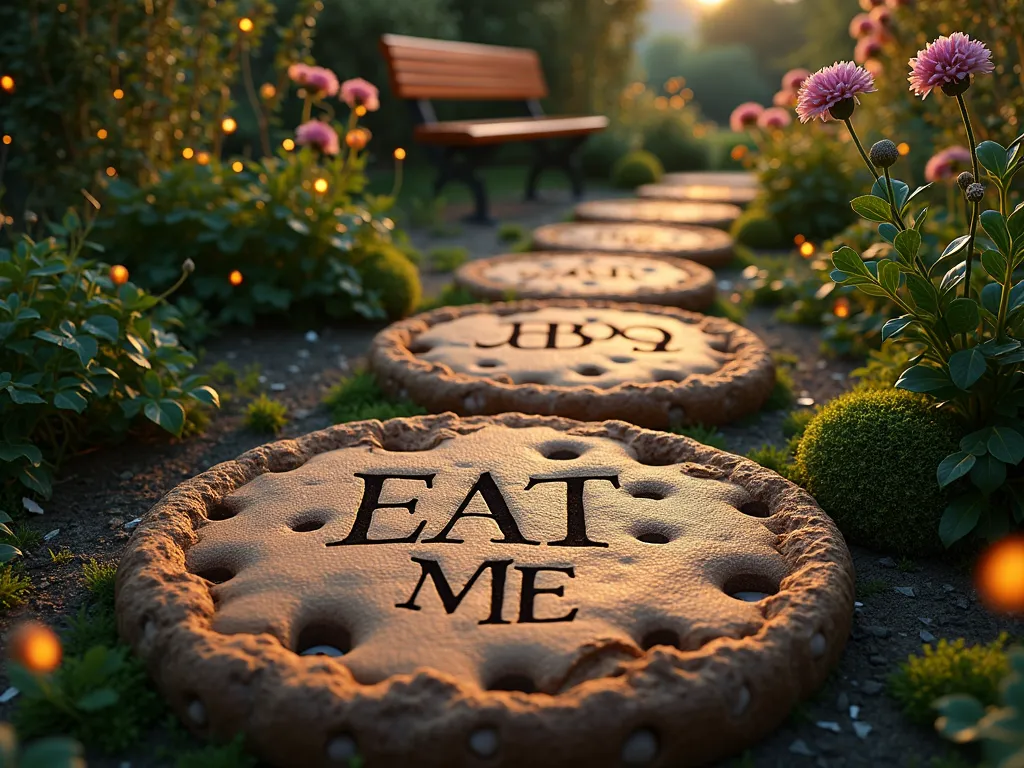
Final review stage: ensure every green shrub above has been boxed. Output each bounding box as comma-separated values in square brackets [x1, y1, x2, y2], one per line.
[324, 371, 425, 424]
[426, 246, 469, 273]
[1, 207, 219, 499]
[890, 635, 1010, 726]
[0, 722, 84, 768]
[782, 409, 815, 440]
[610, 150, 664, 189]
[707, 295, 746, 324]
[354, 243, 421, 320]
[497, 223, 526, 243]
[173, 734, 257, 768]
[580, 132, 631, 180]
[82, 559, 117, 611]
[417, 283, 479, 313]
[670, 424, 728, 451]
[731, 208, 785, 250]
[245, 395, 289, 435]
[0, 566, 31, 611]
[746, 444, 795, 479]
[763, 365, 795, 411]
[795, 389, 962, 556]
[642, 114, 709, 171]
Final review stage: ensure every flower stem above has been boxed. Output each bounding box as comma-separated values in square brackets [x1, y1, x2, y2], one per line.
[843, 118, 879, 180]
[961, 201, 980, 345]
[955, 93, 980, 183]
[883, 167, 907, 231]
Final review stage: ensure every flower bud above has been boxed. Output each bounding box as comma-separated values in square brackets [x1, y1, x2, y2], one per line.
[966, 182, 986, 203]
[827, 97, 856, 121]
[869, 139, 899, 168]
[957, 171, 975, 191]
[182, 258, 195, 274]
[941, 77, 972, 97]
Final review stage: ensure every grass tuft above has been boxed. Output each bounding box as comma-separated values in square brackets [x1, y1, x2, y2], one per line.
[244, 394, 289, 434]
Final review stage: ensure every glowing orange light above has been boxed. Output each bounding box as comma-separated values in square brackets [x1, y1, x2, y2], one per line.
[7, 622, 62, 673]
[1, 75, 14, 93]
[345, 128, 370, 150]
[897, 142, 910, 156]
[313, 177, 329, 194]
[221, 117, 237, 134]
[228, 161, 241, 173]
[105, 166, 117, 177]
[96, 128, 108, 140]
[196, 151, 210, 165]
[799, 241, 816, 258]
[976, 535, 1024, 613]
[2, 135, 11, 146]
[260, 83, 276, 99]
[794, 234, 806, 245]
[393, 147, 406, 161]
[833, 296, 851, 318]
[654, 96, 669, 110]
[730, 145, 747, 161]
[669, 95, 684, 109]
[229, 269, 243, 286]
[113, 88, 124, 100]
[282, 138, 295, 151]
[355, 105, 367, 117]
[238, 17, 253, 32]
[110, 265, 129, 285]
[182, 147, 194, 159]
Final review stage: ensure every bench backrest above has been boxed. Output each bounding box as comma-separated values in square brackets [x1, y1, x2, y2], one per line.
[379, 34, 548, 101]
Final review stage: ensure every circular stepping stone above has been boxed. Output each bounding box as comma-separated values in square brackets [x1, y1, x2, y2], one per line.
[662, 171, 758, 189]
[574, 198, 741, 231]
[370, 300, 775, 427]
[454, 252, 715, 310]
[637, 183, 758, 207]
[117, 412, 854, 768]
[532, 222, 734, 268]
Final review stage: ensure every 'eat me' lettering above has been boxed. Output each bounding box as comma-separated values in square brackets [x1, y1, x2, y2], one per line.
[475, 322, 674, 352]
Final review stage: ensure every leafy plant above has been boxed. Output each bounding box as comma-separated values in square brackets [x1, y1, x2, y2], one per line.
[417, 283, 479, 313]
[0, 202, 219, 498]
[81, 559, 117, 611]
[427, 247, 469, 273]
[936, 645, 1024, 767]
[0, 521, 39, 558]
[324, 371, 425, 424]
[245, 395, 289, 435]
[611, 150, 664, 189]
[763, 361, 796, 411]
[47, 549, 73, 566]
[890, 634, 1010, 725]
[0, 567, 31, 611]
[173, 734, 257, 768]
[669, 424, 729, 451]
[497, 223, 527, 243]
[782, 408, 815, 439]
[62, 607, 118, 659]
[0, 512, 23, 564]
[745, 444, 796, 479]
[0, 722, 84, 768]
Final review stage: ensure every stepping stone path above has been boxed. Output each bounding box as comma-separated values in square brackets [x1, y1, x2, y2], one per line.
[574, 198, 741, 231]
[370, 300, 774, 427]
[455, 251, 716, 310]
[637, 183, 758, 207]
[118, 413, 854, 767]
[531, 221, 734, 268]
[662, 170, 758, 189]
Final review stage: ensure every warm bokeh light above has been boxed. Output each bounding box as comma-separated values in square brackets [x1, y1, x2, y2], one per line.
[96, 128, 108, 140]
[221, 117, 237, 134]
[231, 160, 243, 172]
[976, 535, 1024, 613]
[110, 265, 129, 285]
[794, 234, 807, 245]
[393, 147, 406, 161]
[833, 297, 851, 318]
[897, 142, 910, 156]
[229, 269, 243, 286]
[7, 622, 62, 673]
[346, 128, 370, 150]
[1, 75, 14, 93]
[260, 83, 276, 99]
[238, 17, 254, 32]
[313, 177, 328, 193]
[182, 147, 194, 159]
[355, 105, 367, 117]
[799, 241, 816, 258]
[196, 151, 210, 165]
[730, 145, 747, 161]
[105, 166, 117, 177]
[113, 88, 124, 100]
[2, 135, 11, 146]
[698, 0, 725, 4]
[282, 138, 295, 151]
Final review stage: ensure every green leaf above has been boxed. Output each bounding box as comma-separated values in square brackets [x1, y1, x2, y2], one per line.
[934, 694, 986, 742]
[188, 385, 220, 408]
[981, 249, 1007, 281]
[981, 210, 1012, 255]
[832, 247, 870, 276]
[75, 687, 119, 712]
[81, 314, 119, 342]
[948, 348, 987, 390]
[970, 453, 1007, 494]
[961, 428, 991, 456]
[878, 223, 899, 244]
[287, 217, 310, 235]
[906, 274, 939, 315]
[6, 663, 45, 699]
[18, 466, 52, 498]
[939, 261, 966, 295]
[895, 365, 952, 393]
[981, 282, 1002, 315]
[988, 426, 1024, 464]
[144, 399, 186, 436]
[871, 177, 909, 208]
[8, 388, 46, 405]
[877, 259, 900, 294]
[939, 494, 984, 547]
[851, 195, 892, 223]
[53, 390, 88, 413]
[945, 298, 980, 334]
[976, 140, 1008, 178]
[893, 229, 922, 264]
[1008, 203, 1024, 252]
[937, 451, 976, 487]
[19, 737, 85, 768]
[0, 543, 23, 563]
[881, 315, 914, 341]
[141, 370, 163, 399]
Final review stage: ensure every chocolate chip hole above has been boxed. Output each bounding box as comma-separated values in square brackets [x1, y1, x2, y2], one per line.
[609, 355, 635, 364]
[195, 567, 234, 585]
[575, 364, 606, 377]
[540, 443, 581, 460]
[739, 500, 771, 518]
[407, 339, 433, 354]
[635, 531, 670, 544]
[205, 501, 239, 521]
[723, 574, 780, 601]
[640, 629, 680, 650]
[291, 518, 325, 533]
[487, 673, 537, 694]
[295, 621, 353, 656]
[630, 489, 665, 500]
[476, 359, 502, 368]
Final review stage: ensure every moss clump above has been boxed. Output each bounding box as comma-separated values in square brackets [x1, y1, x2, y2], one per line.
[82, 558, 117, 610]
[610, 150, 664, 189]
[889, 635, 1009, 725]
[0, 565, 30, 611]
[795, 388, 961, 556]
[355, 243, 422, 319]
[746, 444, 796, 480]
[324, 371, 425, 424]
[731, 208, 785, 250]
[244, 394, 288, 434]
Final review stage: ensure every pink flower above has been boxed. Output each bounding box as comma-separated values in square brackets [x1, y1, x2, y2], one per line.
[729, 102, 764, 132]
[924, 145, 972, 182]
[288, 64, 339, 97]
[340, 78, 380, 112]
[781, 68, 810, 92]
[855, 36, 885, 64]
[869, 5, 892, 25]
[885, 0, 910, 6]
[757, 107, 792, 130]
[773, 89, 796, 108]
[848, 14, 879, 39]
[859, 0, 885, 8]
[295, 120, 340, 155]
[909, 33, 994, 98]
[796, 62, 877, 123]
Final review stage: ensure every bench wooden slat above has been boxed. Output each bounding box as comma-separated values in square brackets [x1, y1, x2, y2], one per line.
[414, 116, 609, 146]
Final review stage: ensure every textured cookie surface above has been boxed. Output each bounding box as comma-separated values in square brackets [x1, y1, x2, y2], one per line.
[637, 183, 758, 206]
[369, 300, 774, 427]
[116, 414, 855, 768]
[454, 252, 715, 309]
[531, 222, 734, 268]
[574, 198, 741, 230]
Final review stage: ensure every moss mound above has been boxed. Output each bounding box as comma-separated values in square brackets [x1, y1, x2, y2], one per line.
[611, 150, 664, 189]
[795, 388, 961, 556]
[355, 243, 422, 320]
[731, 208, 784, 250]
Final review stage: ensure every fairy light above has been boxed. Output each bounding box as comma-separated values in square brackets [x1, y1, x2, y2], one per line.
[393, 147, 406, 161]
[260, 83, 276, 99]
[182, 147, 194, 159]
[0, 75, 14, 93]
[897, 142, 910, 156]
[231, 160, 243, 172]
[730, 145, 747, 161]
[313, 177, 328, 193]
[282, 138, 295, 151]
[355, 105, 367, 117]
[975, 535, 1024, 613]
[2, 135, 11, 146]
[8, 622, 62, 673]
[229, 269, 243, 286]
[833, 297, 851, 318]
[96, 128, 108, 140]
[670, 95, 684, 109]
[794, 234, 806, 246]
[110, 265, 129, 285]
[238, 17, 254, 32]
[345, 128, 370, 150]
[221, 117, 237, 134]
[799, 241, 815, 258]
[113, 88, 124, 100]
[105, 166, 117, 177]
[196, 151, 210, 165]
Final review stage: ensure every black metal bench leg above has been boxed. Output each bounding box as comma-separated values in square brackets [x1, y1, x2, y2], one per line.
[525, 144, 547, 202]
[431, 148, 494, 225]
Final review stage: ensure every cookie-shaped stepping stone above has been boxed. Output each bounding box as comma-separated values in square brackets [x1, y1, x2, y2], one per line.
[532, 222, 734, 268]
[575, 198, 741, 231]
[637, 183, 758, 207]
[662, 170, 758, 189]
[454, 252, 715, 310]
[117, 413, 854, 768]
[370, 299, 775, 427]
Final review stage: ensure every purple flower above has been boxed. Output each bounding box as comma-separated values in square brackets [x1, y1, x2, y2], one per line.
[729, 102, 764, 132]
[781, 68, 810, 92]
[288, 63, 340, 97]
[758, 107, 792, 130]
[924, 145, 972, 183]
[796, 62, 877, 123]
[295, 120, 340, 155]
[848, 14, 879, 39]
[340, 78, 380, 112]
[909, 33, 994, 98]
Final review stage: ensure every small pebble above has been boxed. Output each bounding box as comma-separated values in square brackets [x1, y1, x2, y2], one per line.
[942, 584, 955, 593]
[918, 617, 933, 626]
[789, 739, 815, 757]
[869, 655, 888, 666]
[297, 349, 311, 359]
[849, 705, 860, 720]
[287, 364, 301, 374]
[854, 601, 864, 608]
[955, 597, 970, 609]
[258, 375, 268, 384]
[119, 471, 134, 481]
[43, 529, 60, 541]
[920, 630, 937, 643]
[225, 351, 237, 360]
[0, 687, 19, 703]
[861, 680, 884, 696]
[877, 557, 897, 568]
[294, 408, 312, 420]
[124, 518, 142, 531]
[796, 396, 815, 407]
[815, 721, 841, 733]
[305, 330, 319, 343]
[852, 722, 872, 740]
[621, 729, 658, 765]
[270, 382, 287, 392]
[326, 735, 357, 762]
[893, 586, 915, 597]
[468, 728, 499, 759]
[865, 625, 890, 638]
[22, 498, 44, 515]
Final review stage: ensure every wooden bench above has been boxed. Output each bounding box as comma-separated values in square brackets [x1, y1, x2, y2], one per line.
[379, 34, 609, 224]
